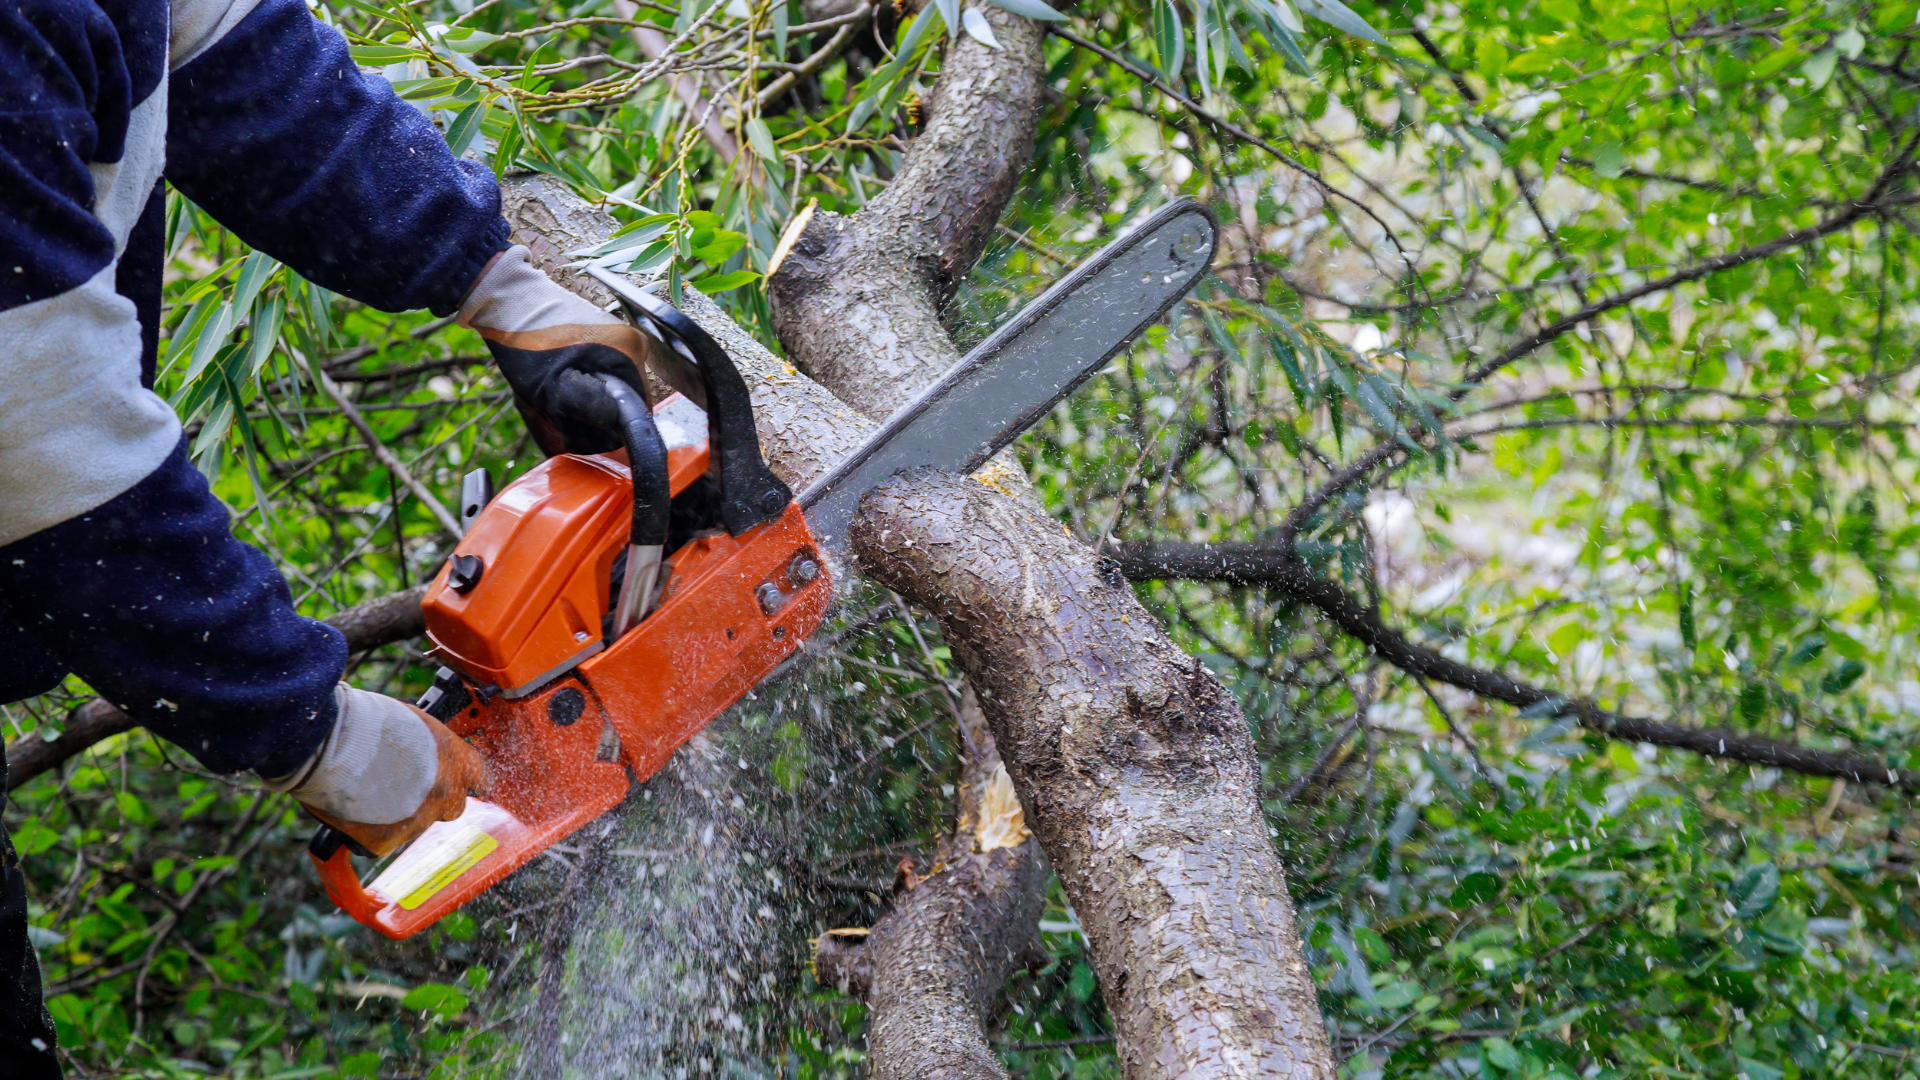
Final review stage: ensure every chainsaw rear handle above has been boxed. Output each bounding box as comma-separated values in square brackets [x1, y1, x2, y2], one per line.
[585, 271, 792, 537]
[310, 833, 386, 925]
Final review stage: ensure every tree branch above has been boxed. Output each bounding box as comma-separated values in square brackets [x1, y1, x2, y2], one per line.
[767, 1, 1049, 417]
[1111, 540, 1917, 791]
[611, 0, 741, 159]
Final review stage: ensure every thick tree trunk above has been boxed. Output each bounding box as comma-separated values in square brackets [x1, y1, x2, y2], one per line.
[766, 3, 1047, 416]
[759, 13, 1057, 1072]
[853, 473, 1334, 1079]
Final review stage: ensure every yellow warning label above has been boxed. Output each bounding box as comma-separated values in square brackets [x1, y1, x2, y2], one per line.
[396, 830, 498, 910]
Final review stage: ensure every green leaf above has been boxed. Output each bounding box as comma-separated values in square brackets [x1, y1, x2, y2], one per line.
[1297, 0, 1387, 45]
[1449, 871, 1501, 907]
[691, 269, 762, 293]
[1372, 978, 1422, 1010]
[978, 0, 1066, 21]
[845, 94, 879, 134]
[960, 6, 1001, 48]
[1788, 634, 1826, 665]
[1802, 49, 1838, 90]
[1820, 659, 1865, 693]
[1270, 0, 1305, 35]
[1481, 1037, 1522, 1071]
[745, 117, 780, 163]
[445, 100, 488, 157]
[1352, 926, 1391, 963]
[230, 250, 279, 315]
[1730, 861, 1780, 919]
[437, 26, 501, 53]
[350, 44, 417, 65]
[393, 76, 464, 101]
[400, 982, 469, 1018]
[1151, 0, 1184, 80]
[1591, 142, 1626, 178]
[935, 0, 959, 38]
[1736, 1057, 1786, 1080]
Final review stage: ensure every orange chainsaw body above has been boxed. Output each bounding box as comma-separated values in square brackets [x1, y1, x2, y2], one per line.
[312, 396, 830, 939]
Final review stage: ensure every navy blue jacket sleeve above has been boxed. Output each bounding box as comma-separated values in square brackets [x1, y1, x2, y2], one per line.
[0, 0, 131, 312]
[0, 437, 345, 777]
[165, 0, 509, 316]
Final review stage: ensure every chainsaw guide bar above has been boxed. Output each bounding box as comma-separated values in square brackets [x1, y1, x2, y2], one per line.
[308, 200, 1218, 938]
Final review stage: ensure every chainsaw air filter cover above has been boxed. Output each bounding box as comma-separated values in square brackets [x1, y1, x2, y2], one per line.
[422, 394, 711, 697]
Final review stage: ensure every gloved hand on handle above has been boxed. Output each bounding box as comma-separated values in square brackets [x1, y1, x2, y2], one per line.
[459, 245, 655, 457]
[261, 686, 491, 857]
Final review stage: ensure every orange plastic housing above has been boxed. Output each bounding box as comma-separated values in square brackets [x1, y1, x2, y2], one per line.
[313, 397, 830, 939]
[419, 397, 712, 696]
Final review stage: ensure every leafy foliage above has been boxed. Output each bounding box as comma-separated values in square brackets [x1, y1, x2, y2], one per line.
[8, 0, 1920, 1073]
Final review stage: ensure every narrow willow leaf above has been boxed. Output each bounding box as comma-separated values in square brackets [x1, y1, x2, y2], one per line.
[1151, 0, 1184, 80]
[243, 298, 283, 384]
[774, 0, 790, 57]
[1193, 0, 1213, 97]
[845, 93, 879, 134]
[691, 269, 762, 293]
[935, 0, 960, 39]
[437, 27, 500, 53]
[978, 0, 1067, 22]
[1270, 0, 1304, 35]
[445, 100, 487, 157]
[1268, 20, 1314, 76]
[961, 6, 1001, 47]
[746, 117, 780, 162]
[231, 251, 279, 316]
[349, 44, 416, 65]
[1295, 0, 1386, 44]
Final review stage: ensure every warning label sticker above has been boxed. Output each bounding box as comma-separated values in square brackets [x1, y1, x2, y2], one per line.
[369, 801, 514, 910]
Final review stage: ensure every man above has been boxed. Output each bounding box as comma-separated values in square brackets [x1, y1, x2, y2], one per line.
[1, 0, 663, 1072]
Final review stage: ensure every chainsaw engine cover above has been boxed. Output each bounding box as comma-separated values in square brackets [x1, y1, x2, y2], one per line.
[422, 394, 710, 696]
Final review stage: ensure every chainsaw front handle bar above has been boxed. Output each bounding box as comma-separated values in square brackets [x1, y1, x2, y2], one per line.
[597, 374, 671, 550]
[598, 373, 670, 635]
[584, 267, 791, 537]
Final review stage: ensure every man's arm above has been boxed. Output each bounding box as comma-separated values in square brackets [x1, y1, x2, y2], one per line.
[165, 0, 509, 315]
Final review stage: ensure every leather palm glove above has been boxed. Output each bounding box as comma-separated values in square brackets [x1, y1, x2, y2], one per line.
[459, 244, 654, 456]
[261, 686, 491, 857]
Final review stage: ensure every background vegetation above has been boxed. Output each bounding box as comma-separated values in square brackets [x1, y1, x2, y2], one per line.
[7, 0, 1920, 1074]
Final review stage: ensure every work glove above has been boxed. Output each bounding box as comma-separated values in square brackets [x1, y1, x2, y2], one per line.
[261, 686, 491, 857]
[459, 244, 654, 457]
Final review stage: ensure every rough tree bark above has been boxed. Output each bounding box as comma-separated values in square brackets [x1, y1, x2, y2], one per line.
[760, 10, 1059, 1073]
[854, 474, 1335, 1079]
[766, 1, 1047, 415]
[814, 691, 1052, 1080]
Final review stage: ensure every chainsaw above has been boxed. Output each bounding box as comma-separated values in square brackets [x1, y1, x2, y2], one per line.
[308, 199, 1219, 939]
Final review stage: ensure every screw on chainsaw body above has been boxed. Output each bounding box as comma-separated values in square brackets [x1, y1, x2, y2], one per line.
[755, 582, 783, 615]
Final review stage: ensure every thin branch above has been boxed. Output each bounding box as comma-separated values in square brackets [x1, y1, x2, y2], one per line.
[315, 367, 464, 540]
[756, 10, 870, 108]
[1114, 540, 1917, 791]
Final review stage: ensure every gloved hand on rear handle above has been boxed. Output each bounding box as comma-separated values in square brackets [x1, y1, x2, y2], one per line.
[459, 244, 654, 457]
[261, 686, 491, 857]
